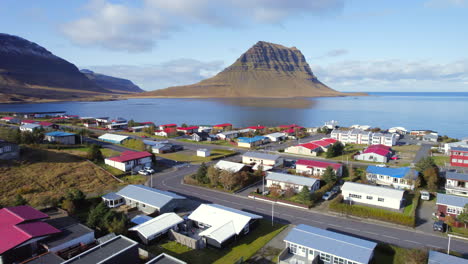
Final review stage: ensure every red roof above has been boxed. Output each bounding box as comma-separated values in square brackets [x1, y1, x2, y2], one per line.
[108, 151, 152, 163]
[1, 117, 14, 120]
[298, 143, 322, 150]
[279, 124, 301, 128]
[51, 117, 67, 120]
[296, 159, 342, 170]
[161, 124, 177, 127]
[22, 120, 36, 124]
[0, 206, 49, 226]
[214, 123, 232, 127]
[177, 126, 199, 130]
[367, 144, 390, 150]
[363, 144, 391, 156]
[321, 138, 337, 143]
[284, 128, 296, 134]
[38, 121, 53, 126]
[247, 126, 265, 130]
[310, 140, 332, 147]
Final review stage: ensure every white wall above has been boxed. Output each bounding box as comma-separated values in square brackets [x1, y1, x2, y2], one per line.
[355, 153, 387, 163]
[266, 180, 319, 193]
[342, 189, 402, 210]
[366, 173, 414, 190]
[242, 156, 282, 167]
[48, 231, 95, 253]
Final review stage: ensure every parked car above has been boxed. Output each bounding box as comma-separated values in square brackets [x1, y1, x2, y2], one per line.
[433, 220, 446, 232]
[420, 190, 430, 201]
[144, 167, 155, 174]
[322, 192, 334, 201]
[138, 169, 150, 175]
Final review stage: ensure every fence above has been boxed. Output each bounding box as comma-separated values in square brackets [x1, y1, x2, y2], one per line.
[168, 230, 206, 249]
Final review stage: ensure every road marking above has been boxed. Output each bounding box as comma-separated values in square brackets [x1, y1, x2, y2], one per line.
[382, 235, 399, 240]
[328, 224, 341, 228]
[345, 227, 360, 232]
[363, 231, 379, 236]
[427, 244, 442, 249]
[404, 240, 422, 245]
[282, 214, 294, 218]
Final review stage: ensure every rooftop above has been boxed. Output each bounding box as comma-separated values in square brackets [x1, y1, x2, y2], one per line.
[428, 250, 468, 264]
[214, 123, 232, 127]
[116, 185, 185, 209]
[238, 136, 266, 143]
[98, 133, 130, 142]
[214, 160, 246, 173]
[266, 172, 318, 187]
[436, 193, 468, 208]
[45, 131, 76, 137]
[23, 252, 64, 264]
[21, 123, 41, 129]
[243, 151, 280, 161]
[107, 150, 152, 163]
[366, 166, 416, 179]
[296, 159, 342, 170]
[446, 171, 468, 182]
[43, 217, 94, 249]
[147, 253, 187, 264]
[129, 213, 183, 239]
[451, 147, 468, 152]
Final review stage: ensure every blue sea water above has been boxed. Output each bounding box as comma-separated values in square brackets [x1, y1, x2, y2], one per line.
[0, 92, 467, 138]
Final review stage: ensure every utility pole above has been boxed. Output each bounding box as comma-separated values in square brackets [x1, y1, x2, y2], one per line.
[271, 201, 274, 226]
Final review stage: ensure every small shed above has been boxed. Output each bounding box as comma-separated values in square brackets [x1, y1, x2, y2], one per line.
[197, 149, 210, 157]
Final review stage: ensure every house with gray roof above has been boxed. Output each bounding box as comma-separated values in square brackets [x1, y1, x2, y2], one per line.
[242, 151, 283, 167]
[428, 250, 468, 264]
[20, 123, 41, 132]
[445, 172, 468, 197]
[436, 193, 468, 221]
[279, 224, 377, 264]
[0, 140, 19, 160]
[214, 160, 248, 174]
[102, 185, 186, 215]
[266, 172, 320, 193]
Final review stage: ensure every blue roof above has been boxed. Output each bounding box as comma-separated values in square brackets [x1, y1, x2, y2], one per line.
[116, 185, 186, 209]
[366, 166, 416, 179]
[131, 215, 153, 225]
[451, 147, 468, 152]
[436, 193, 468, 208]
[428, 250, 468, 264]
[238, 136, 267, 143]
[446, 171, 468, 182]
[45, 131, 75, 137]
[284, 224, 377, 264]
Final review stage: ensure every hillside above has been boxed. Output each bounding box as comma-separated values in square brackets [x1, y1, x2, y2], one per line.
[135, 41, 346, 98]
[81, 69, 144, 93]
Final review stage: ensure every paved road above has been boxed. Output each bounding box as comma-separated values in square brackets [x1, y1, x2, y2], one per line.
[414, 143, 433, 163]
[150, 164, 468, 257]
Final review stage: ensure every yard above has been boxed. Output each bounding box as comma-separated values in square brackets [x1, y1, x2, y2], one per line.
[59, 146, 121, 158]
[432, 155, 450, 167]
[329, 144, 367, 162]
[156, 149, 237, 163]
[146, 220, 287, 264]
[178, 138, 236, 147]
[392, 145, 421, 166]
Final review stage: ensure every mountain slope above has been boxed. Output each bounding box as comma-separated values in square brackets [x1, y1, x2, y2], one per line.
[137, 41, 344, 98]
[81, 69, 144, 93]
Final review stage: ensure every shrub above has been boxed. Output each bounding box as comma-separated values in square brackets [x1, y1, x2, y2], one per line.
[310, 181, 336, 206]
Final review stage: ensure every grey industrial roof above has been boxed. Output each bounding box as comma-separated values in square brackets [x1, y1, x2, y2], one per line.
[266, 172, 318, 187]
[62, 235, 138, 264]
[284, 224, 377, 264]
[436, 193, 468, 208]
[116, 185, 185, 209]
[243, 151, 280, 161]
[446, 171, 468, 182]
[147, 253, 187, 264]
[428, 250, 468, 264]
[23, 252, 64, 264]
[44, 217, 94, 248]
[21, 123, 41, 129]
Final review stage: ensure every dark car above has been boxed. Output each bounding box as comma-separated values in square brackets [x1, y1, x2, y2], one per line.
[433, 220, 446, 232]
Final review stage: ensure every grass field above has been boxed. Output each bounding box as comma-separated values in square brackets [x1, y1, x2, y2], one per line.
[146, 220, 287, 264]
[156, 149, 237, 163]
[329, 144, 367, 161]
[178, 139, 236, 147]
[433, 155, 450, 166]
[60, 146, 121, 158]
[0, 147, 121, 206]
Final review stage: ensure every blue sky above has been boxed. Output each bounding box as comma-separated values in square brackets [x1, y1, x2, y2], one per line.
[1, 0, 467, 92]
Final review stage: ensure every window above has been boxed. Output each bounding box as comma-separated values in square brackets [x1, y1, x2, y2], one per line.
[366, 196, 373, 200]
[393, 178, 398, 183]
[289, 244, 297, 254]
[320, 252, 331, 262]
[333, 257, 345, 264]
[349, 194, 362, 199]
[378, 198, 385, 202]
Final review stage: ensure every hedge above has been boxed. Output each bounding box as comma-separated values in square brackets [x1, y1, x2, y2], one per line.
[310, 181, 336, 207]
[329, 195, 416, 227]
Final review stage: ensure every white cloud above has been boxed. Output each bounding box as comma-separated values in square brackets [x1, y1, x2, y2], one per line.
[86, 59, 224, 90]
[62, 0, 344, 52]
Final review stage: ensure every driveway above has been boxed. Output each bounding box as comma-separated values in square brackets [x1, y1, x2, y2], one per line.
[247, 225, 294, 264]
[416, 199, 438, 233]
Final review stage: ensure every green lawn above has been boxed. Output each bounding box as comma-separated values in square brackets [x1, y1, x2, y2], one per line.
[178, 139, 236, 147]
[450, 226, 468, 237]
[146, 220, 287, 264]
[156, 149, 237, 163]
[372, 244, 422, 264]
[433, 156, 450, 166]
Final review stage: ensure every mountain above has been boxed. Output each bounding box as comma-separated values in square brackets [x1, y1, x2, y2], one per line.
[0, 33, 113, 102]
[81, 69, 144, 93]
[136, 41, 345, 98]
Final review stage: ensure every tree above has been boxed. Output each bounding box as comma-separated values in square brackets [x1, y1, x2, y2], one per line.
[415, 157, 437, 173]
[269, 184, 282, 198]
[13, 194, 27, 206]
[87, 144, 104, 162]
[36, 196, 58, 208]
[322, 166, 337, 184]
[238, 171, 251, 187]
[127, 119, 138, 127]
[107, 216, 127, 234]
[326, 142, 344, 158]
[423, 167, 439, 192]
[195, 163, 210, 184]
[254, 165, 264, 178]
[181, 123, 188, 128]
[284, 187, 295, 198]
[143, 125, 155, 135]
[456, 204, 468, 228]
[298, 186, 311, 203]
[87, 203, 109, 228]
[61, 199, 76, 215]
[207, 166, 220, 187]
[219, 170, 236, 190]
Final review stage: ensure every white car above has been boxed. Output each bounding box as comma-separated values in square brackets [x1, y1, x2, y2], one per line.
[420, 191, 430, 201]
[144, 167, 155, 174]
[138, 169, 150, 175]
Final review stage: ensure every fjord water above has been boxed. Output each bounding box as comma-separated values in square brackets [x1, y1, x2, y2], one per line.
[0, 92, 467, 138]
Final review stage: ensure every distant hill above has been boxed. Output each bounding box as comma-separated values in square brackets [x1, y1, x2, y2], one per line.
[136, 41, 346, 98]
[81, 69, 144, 93]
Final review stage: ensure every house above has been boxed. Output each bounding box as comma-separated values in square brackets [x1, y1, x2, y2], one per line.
[324, 120, 339, 129]
[341, 182, 405, 210]
[61, 235, 139, 264]
[191, 132, 213, 142]
[371, 132, 399, 146]
[351, 124, 371, 130]
[187, 204, 262, 248]
[213, 123, 233, 131]
[366, 166, 418, 190]
[159, 124, 177, 130]
[177, 126, 199, 134]
[443, 138, 468, 155]
[129, 213, 183, 244]
[155, 127, 177, 137]
[44, 131, 76, 145]
[246, 125, 266, 133]
[428, 250, 468, 264]
[151, 142, 174, 154]
[95, 117, 110, 126]
[102, 185, 186, 215]
[104, 151, 152, 172]
[106, 121, 128, 130]
[98, 133, 130, 144]
[214, 160, 248, 173]
[295, 159, 343, 177]
[388, 127, 408, 135]
[410, 130, 437, 136]
[285, 142, 323, 156]
[198, 125, 212, 133]
[264, 132, 286, 142]
[0, 206, 61, 264]
[38, 121, 55, 129]
[217, 130, 239, 140]
[279, 224, 377, 264]
[0, 116, 20, 124]
[354, 144, 392, 163]
[436, 193, 468, 223]
[0, 141, 20, 160]
[445, 172, 468, 197]
[197, 149, 210, 157]
[237, 136, 268, 148]
[21, 119, 37, 125]
[450, 147, 468, 167]
[147, 253, 187, 264]
[129, 125, 150, 132]
[20, 123, 41, 132]
[331, 129, 398, 146]
[242, 151, 283, 167]
[423, 133, 439, 142]
[266, 172, 320, 193]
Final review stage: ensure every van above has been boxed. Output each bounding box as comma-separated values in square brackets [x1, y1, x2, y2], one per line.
[420, 191, 430, 201]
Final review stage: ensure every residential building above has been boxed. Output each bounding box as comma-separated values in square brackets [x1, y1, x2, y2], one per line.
[237, 136, 268, 148]
[331, 129, 398, 146]
[42, 216, 95, 254]
[445, 172, 468, 197]
[0, 206, 61, 264]
[354, 144, 393, 163]
[371, 132, 399, 146]
[295, 160, 343, 178]
[388, 127, 408, 135]
[61, 235, 139, 264]
[428, 250, 468, 264]
[102, 185, 186, 215]
[450, 147, 468, 167]
[159, 124, 177, 130]
[341, 182, 405, 210]
[198, 126, 212, 133]
[20, 123, 41, 132]
[187, 204, 262, 248]
[279, 224, 377, 264]
[366, 166, 418, 190]
[129, 213, 183, 244]
[0, 141, 20, 160]
[436, 193, 468, 220]
[155, 127, 177, 137]
[129, 125, 150, 132]
[191, 132, 212, 142]
[217, 130, 239, 140]
[151, 142, 173, 154]
[45, 131, 76, 145]
[351, 124, 371, 130]
[264, 132, 286, 142]
[266, 172, 320, 193]
[423, 133, 439, 142]
[21, 119, 37, 125]
[285, 142, 323, 156]
[213, 123, 233, 131]
[443, 138, 468, 155]
[98, 133, 129, 144]
[197, 148, 210, 157]
[0, 116, 20, 124]
[242, 151, 283, 167]
[38, 121, 55, 129]
[106, 122, 128, 130]
[147, 253, 187, 264]
[104, 151, 152, 172]
[324, 120, 339, 129]
[177, 126, 199, 134]
[410, 130, 437, 136]
[214, 160, 248, 174]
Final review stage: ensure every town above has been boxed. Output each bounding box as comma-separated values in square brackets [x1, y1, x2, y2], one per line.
[0, 112, 467, 264]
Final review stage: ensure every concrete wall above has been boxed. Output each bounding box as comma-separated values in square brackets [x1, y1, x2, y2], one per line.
[342, 189, 402, 210]
[45, 135, 76, 145]
[49, 232, 95, 253]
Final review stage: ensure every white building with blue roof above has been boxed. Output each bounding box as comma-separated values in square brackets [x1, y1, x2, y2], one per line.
[366, 166, 418, 190]
[280, 224, 377, 264]
[44, 131, 76, 145]
[237, 136, 268, 148]
[428, 250, 468, 264]
[266, 172, 320, 193]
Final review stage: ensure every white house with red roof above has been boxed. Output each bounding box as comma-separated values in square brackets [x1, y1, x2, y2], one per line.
[20, 119, 37, 125]
[354, 144, 393, 163]
[159, 124, 177, 130]
[176, 126, 199, 134]
[0, 116, 20, 124]
[0, 206, 61, 264]
[154, 127, 177, 137]
[213, 123, 233, 132]
[104, 151, 153, 172]
[295, 159, 343, 177]
[285, 138, 337, 156]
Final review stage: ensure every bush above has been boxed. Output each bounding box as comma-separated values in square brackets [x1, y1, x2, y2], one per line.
[310, 181, 336, 206]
